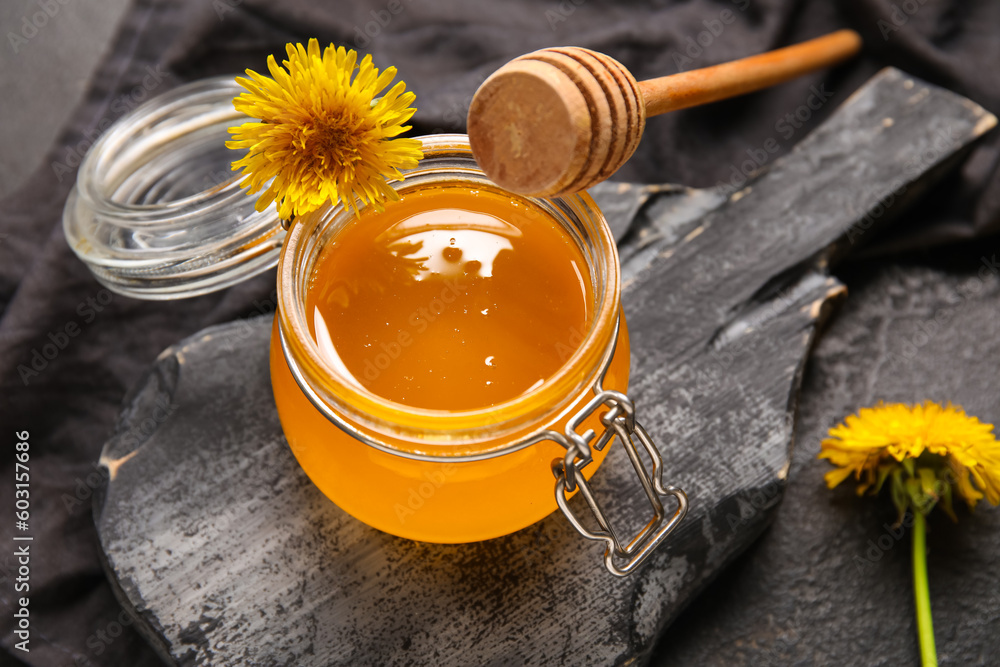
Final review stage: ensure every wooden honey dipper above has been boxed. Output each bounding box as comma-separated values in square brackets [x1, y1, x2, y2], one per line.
[467, 29, 862, 197]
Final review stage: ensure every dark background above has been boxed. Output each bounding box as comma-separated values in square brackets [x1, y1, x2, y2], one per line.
[1, 0, 998, 665]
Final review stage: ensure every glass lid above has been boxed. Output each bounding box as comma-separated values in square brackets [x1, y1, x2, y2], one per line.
[62, 77, 285, 300]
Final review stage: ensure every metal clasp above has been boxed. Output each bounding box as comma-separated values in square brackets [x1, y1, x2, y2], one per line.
[551, 390, 688, 577]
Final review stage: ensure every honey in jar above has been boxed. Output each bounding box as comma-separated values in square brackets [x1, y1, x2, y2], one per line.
[270, 136, 632, 544]
[306, 186, 591, 411]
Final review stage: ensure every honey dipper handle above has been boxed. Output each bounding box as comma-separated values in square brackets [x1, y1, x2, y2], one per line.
[638, 29, 862, 117]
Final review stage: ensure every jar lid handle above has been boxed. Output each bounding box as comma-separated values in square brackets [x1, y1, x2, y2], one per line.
[550, 388, 689, 577]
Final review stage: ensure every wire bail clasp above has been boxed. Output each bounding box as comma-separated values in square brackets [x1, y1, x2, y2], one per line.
[551, 390, 688, 576]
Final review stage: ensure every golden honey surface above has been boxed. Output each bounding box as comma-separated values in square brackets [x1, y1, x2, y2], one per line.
[305, 185, 592, 410]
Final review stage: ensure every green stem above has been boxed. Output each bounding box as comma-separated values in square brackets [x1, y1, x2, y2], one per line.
[913, 511, 938, 667]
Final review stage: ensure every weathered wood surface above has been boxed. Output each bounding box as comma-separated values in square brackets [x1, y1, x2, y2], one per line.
[95, 68, 995, 666]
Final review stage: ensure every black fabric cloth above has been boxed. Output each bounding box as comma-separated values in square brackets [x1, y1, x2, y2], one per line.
[0, 1, 997, 665]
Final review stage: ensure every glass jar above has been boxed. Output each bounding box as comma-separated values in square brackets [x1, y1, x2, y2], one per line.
[61, 77, 687, 576]
[63, 77, 284, 299]
[271, 135, 687, 575]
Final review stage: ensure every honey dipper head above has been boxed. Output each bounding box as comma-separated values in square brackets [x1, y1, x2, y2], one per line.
[467, 47, 645, 198]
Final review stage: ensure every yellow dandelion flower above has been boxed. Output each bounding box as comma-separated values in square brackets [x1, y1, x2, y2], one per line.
[820, 401, 1000, 666]
[819, 401, 1000, 518]
[226, 39, 424, 220]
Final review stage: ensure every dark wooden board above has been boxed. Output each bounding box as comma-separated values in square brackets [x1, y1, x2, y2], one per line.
[94, 68, 996, 666]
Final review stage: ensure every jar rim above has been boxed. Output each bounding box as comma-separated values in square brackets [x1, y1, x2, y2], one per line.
[76, 77, 250, 218]
[277, 134, 622, 457]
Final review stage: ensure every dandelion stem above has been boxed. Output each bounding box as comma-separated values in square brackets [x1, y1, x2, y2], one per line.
[912, 511, 937, 667]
